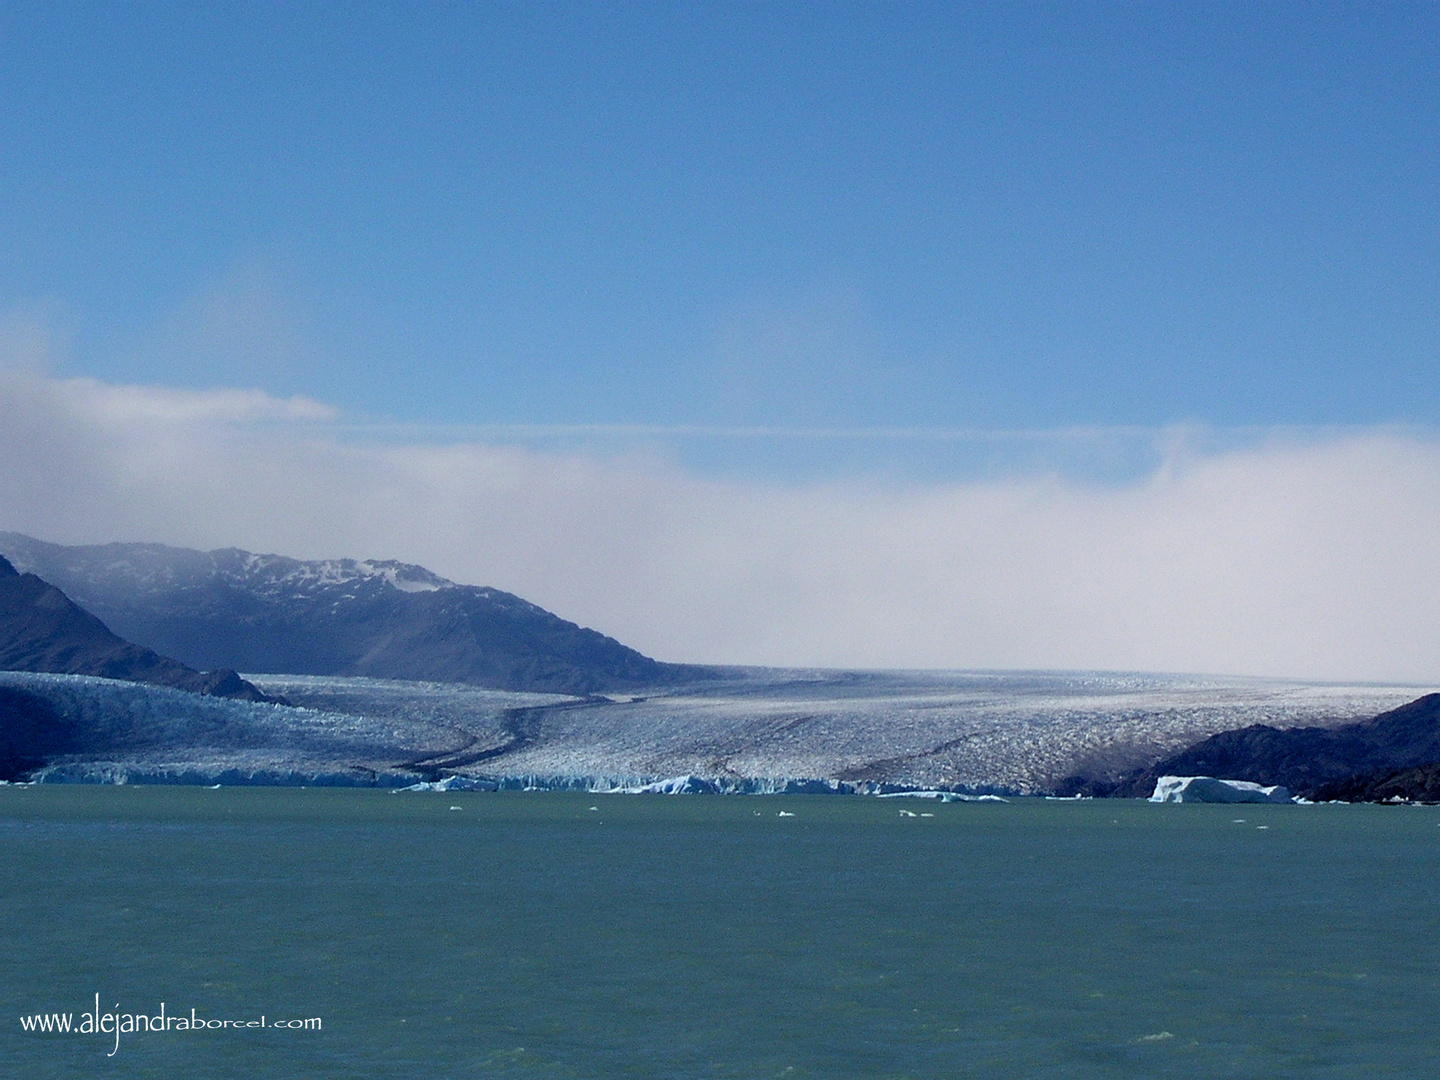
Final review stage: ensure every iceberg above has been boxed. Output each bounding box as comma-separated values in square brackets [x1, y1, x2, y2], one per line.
[395, 776, 499, 792]
[1149, 775, 1294, 804]
[617, 775, 723, 795]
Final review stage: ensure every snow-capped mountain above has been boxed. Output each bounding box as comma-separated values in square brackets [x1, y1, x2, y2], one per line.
[0, 533, 700, 694]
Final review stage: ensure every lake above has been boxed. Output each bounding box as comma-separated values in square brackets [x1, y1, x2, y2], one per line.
[3, 786, 1438, 1078]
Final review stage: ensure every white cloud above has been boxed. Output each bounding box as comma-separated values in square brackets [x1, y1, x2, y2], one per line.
[0, 300, 69, 371]
[1, 371, 1438, 682]
[56, 376, 336, 422]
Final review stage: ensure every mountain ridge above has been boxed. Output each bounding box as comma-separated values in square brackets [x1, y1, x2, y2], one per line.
[0, 554, 281, 703]
[0, 533, 709, 694]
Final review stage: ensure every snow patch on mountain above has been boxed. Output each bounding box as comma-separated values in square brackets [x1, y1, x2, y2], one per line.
[0, 533, 456, 602]
[226, 552, 455, 596]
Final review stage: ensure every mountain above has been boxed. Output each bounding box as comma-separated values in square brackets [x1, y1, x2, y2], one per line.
[1058, 693, 1440, 800]
[0, 555, 280, 703]
[0, 534, 705, 695]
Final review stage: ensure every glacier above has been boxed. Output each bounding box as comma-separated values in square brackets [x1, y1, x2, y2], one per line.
[1, 668, 1434, 794]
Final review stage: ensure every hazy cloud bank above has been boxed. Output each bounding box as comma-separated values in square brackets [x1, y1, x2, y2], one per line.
[3, 371, 1438, 682]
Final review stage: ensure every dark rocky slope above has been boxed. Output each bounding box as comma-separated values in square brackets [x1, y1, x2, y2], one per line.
[0, 534, 710, 694]
[0, 685, 78, 780]
[1058, 693, 1440, 800]
[0, 555, 280, 703]
[1313, 761, 1440, 803]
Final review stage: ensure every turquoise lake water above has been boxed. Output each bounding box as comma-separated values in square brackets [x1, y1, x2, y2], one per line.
[2, 787, 1438, 1078]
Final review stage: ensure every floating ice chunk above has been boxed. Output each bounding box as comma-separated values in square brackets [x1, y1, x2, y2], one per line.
[1149, 776, 1294, 804]
[877, 791, 1008, 803]
[396, 776, 498, 792]
[878, 790, 947, 799]
[618, 775, 722, 795]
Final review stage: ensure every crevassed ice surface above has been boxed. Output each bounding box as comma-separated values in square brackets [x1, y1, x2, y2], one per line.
[10, 668, 1428, 792]
[0, 671, 564, 784]
[428, 669, 1435, 792]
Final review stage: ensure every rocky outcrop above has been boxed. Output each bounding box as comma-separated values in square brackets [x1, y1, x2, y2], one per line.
[0, 685, 78, 780]
[1059, 693, 1440, 801]
[1311, 761, 1440, 803]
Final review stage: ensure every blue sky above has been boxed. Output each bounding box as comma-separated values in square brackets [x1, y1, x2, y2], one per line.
[3, 3, 1436, 450]
[3, 3, 1440, 676]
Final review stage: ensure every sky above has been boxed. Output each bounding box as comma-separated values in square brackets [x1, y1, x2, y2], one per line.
[2, 3, 1438, 679]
